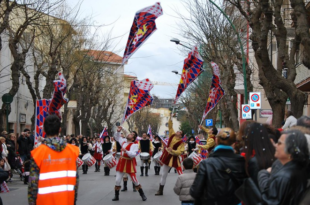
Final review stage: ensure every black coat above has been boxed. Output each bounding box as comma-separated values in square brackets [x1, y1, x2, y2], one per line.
[248, 157, 260, 187]
[0, 168, 8, 184]
[152, 141, 162, 157]
[102, 143, 112, 156]
[17, 135, 30, 155]
[258, 161, 308, 205]
[187, 142, 196, 156]
[81, 143, 89, 155]
[190, 148, 247, 205]
[6, 139, 16, 168]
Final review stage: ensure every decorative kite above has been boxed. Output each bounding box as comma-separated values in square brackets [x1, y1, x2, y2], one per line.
[35, 99, 50, 146]
[122, 78, 154, 123]
[122, 2, 163, 65]
[114, 2, 163, 73]
[99, 127, 109, 143]
[201, 62, 225, 123]
[174, 45, 204, 103]
[35, 72, 69, 146]
[48, 72, 68, 117]
[195, 136, 208, 159]
[147, 124, 153, 140]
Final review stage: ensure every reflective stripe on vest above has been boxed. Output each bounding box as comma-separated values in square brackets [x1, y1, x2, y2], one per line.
[31, 144, 80, 205]
[38, 185, 75, 194]
[39, 171, 76, 180]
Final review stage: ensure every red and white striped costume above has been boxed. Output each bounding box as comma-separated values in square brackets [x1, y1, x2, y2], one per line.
[114, 130, 139, 186]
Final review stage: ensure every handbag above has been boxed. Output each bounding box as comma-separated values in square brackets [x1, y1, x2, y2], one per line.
[3, 161, 11, 171]
[235, 177, 263, 205]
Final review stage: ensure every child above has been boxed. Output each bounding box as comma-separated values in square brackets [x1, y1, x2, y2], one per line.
[173, 158, 196, 205]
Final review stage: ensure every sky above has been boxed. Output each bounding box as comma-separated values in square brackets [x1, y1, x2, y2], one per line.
[66, 0, 190, 98]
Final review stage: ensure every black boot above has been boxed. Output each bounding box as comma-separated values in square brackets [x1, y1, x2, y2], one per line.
[138, 187, 147, 201]
[85, 165, 88, 174]
[82, 165, 87, 174]
[112, 186, 121, 201]
[145, 167, 149, 177]
[24, 175, 29, 185]
[140, 167, 144, 177]
[154, 166, 157, 175]
[95, 164, 98, 172]
[104, 167, 108, 176]
[121, 181, 127, 192]
[155, 184, 164, 196]
[133, 182, 137, 192]
[97, 162, 101, 172]
[107, 167, 110, 176]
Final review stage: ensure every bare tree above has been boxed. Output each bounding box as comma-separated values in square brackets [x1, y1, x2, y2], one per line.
[126, 107, 162, 136]
[0, 0, 64, 130]
[176, 0, 254, 130]
[226, 0, 309, 126]
[0, 0, 17, 51]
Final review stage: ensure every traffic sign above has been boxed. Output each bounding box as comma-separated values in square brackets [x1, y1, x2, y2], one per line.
[249, 92, 261, 109]
[242, 104, 252, 119]
[206, 119, 213, 126]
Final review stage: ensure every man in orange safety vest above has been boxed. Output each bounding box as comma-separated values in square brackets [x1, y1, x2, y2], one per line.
[28, 115, 79, 205]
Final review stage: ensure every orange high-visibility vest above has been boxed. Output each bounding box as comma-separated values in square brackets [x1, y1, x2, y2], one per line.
[31, 144, 79, 205]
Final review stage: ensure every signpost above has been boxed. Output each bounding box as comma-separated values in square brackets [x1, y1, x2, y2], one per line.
[206, 119, 213, 126]
[242, 104, 252, 119]
[249, 92, 261, 109]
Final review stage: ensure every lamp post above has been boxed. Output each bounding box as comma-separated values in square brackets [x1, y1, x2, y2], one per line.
[170, 38, 192, 50]
[208, 0, 248, 103]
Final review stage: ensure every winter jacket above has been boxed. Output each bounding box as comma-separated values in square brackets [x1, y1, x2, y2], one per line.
[248, 156, 260, 186]
[6, 139, 16, 168]
[282, 116, 297, 129]
[174, 169, 196, 202]
[258, 161, 308, 205]
[152, 141, 162, 157]
[190, 147, 247, 205]
[81, 143, 89, 155]
[17, 135, 30, 155]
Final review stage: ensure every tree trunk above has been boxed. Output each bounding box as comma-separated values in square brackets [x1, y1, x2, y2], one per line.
[290, 0, 310, 68]
[290, 92, 307, 118]
[81, 120, 88, 136]
[220, 101, 231, 128]
[43, 58, 58, 99]
[73, 113, 80, 135]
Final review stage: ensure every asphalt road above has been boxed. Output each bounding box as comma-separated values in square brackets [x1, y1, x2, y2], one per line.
[1, 158, 180, 205]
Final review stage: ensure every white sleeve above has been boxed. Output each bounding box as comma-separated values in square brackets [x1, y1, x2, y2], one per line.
[126, 144, 138, 158]
[114, 131, 122, 142]
[282, 116, 293, 129]
[97, 144, 103, 152]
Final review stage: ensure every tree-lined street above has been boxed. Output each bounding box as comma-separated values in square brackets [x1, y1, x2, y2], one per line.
[2, 159, 179, 205]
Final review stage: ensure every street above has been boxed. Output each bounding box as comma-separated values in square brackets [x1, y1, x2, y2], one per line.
[1, 158, 180, 205]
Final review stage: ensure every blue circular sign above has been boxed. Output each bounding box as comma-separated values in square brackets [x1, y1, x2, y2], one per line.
[251, 94, 259, 102]
[243, 106, 250, 113]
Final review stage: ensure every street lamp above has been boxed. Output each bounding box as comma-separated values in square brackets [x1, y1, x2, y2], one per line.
[170, 38, 192, 49]
[208, 0, 248, 103]
[170, 38, 180, 44]
[172, 71, 180, 75]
